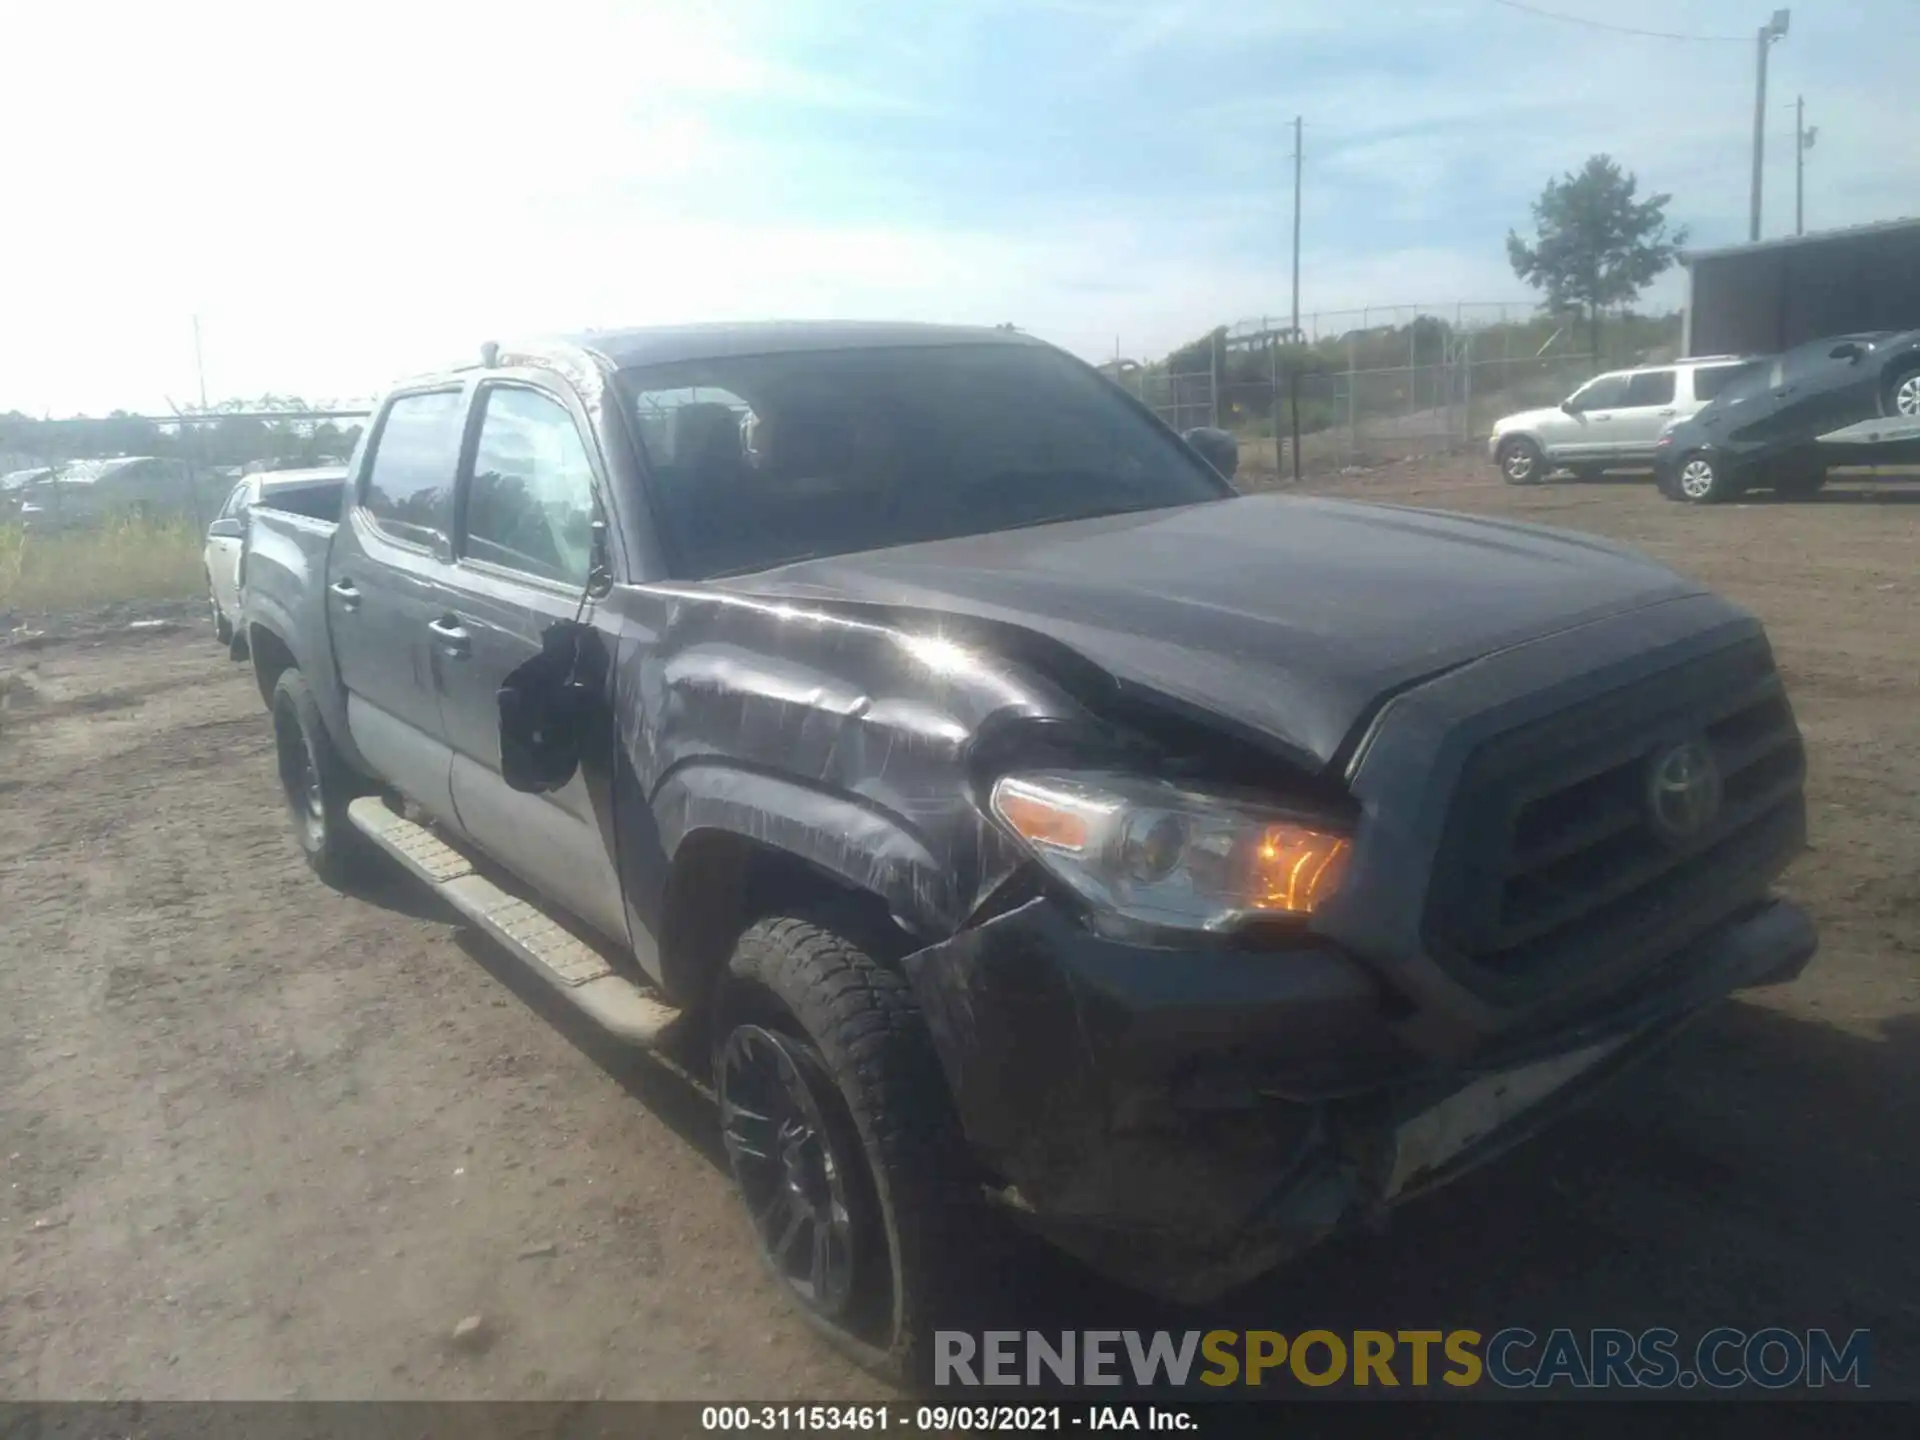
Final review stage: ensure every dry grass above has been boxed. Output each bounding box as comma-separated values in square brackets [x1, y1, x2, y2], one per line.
[0, 516, 205, 616]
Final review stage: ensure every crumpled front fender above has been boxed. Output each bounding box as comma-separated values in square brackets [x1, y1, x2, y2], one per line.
[900, 897, 1385, 1295]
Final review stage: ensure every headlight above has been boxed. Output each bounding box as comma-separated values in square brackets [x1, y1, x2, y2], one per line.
[989, 771, 1352, 932]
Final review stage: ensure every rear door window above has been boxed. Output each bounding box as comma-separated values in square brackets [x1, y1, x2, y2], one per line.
[1569, 374, 1631, 410]
[361, 390, 465, 547]
[1624, 370, 1676, 406]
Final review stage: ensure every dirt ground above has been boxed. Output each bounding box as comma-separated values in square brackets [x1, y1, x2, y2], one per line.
[1, 460, 1916, 1401]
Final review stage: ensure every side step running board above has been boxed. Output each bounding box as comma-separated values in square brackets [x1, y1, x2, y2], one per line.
[346, 797, 682, 1047]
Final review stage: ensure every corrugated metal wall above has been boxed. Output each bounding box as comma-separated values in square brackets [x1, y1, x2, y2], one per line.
[1686, 224, 1920, 356]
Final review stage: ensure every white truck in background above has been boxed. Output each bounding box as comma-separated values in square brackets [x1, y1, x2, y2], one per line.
[203, 466, 346, 649]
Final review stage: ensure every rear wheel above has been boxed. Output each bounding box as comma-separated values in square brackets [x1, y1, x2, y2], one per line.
[1498, 437, 1546, 485]
[1672, 452, 1740, 504]
[1886, 362, 1920, 419]
[208, 576, 233, 645]
[715, 912, 988, 1383]
[270, 670, 371, 885]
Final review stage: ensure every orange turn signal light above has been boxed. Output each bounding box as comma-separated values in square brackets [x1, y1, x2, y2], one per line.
[1245, 824, 1352, 915]
[993, 781, 1097, 852]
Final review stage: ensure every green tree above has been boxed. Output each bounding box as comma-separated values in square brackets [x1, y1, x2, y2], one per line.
[1507, 155, 1688, 368]
[1164, 326, 1228, 378]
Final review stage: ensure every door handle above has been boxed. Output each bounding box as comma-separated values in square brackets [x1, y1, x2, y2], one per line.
[428, 616, 471, 657]
[1593, 413, 1612, 421]
[329, 578, 361, 612]
[1657, 409, 1677, 417]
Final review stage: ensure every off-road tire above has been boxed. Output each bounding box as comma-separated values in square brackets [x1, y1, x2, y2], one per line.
[270, 670, 372, 886]
[717, 911, 990, 1383]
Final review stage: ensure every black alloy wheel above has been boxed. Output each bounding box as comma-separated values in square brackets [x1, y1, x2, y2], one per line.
[718, 1023, 862, 1319]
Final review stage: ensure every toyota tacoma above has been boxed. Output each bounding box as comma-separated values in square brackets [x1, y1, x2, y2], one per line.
[241, 321, 1816, 1377]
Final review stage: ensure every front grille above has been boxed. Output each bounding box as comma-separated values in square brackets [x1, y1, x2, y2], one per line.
[1424, 640, 1805, 987]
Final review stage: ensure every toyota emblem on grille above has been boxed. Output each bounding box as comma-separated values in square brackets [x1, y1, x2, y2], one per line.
[1647, 739, 1723, 842]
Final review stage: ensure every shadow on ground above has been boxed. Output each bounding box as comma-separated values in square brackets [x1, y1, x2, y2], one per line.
[443, 892, 1919, 1408]
[984, 1000, 1920, 1410]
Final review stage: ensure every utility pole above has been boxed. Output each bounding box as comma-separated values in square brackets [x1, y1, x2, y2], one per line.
[1209, 330, 1220, 429]
[1287, 115, 1304, 483]
[192, 314, 209, 410]
[1290, 115, 1302, 344]
[1749, 9, 1790, 242]
[1794, 96, 1817, 236]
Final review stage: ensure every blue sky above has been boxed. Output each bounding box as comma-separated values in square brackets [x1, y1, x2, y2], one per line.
[5, 0, 1916, 414]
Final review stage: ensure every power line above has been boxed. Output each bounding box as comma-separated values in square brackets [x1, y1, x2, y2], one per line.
[1490, 0, 1748, 42]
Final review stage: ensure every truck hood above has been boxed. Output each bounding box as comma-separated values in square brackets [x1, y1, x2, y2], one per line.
[725, 493, 1705, 769]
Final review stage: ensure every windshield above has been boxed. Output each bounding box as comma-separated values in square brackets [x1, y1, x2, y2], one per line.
[618, 343, 1230, 578]
[1691, 361, 1766, 403]
[1692, 355, 1787, 420]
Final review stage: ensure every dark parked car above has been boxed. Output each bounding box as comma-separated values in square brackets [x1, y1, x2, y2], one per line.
[242, 321, 1815, 1377]
[1654, 329, 1920, 503]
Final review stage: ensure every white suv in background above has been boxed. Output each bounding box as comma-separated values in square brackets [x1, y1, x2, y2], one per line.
[1489, 356, 1764, 484]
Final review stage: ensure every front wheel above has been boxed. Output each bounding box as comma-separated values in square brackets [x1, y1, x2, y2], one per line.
[1498, 437, 1546, 485]
[716, 912, 988, 1382]
[1671, 452, 1740, 504]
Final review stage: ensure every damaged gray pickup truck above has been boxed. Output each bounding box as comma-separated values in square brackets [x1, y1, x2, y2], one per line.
[243, 321, 1816, 1376]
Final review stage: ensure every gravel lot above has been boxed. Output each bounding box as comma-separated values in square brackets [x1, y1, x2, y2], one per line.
[2, 460, 1915, 1401]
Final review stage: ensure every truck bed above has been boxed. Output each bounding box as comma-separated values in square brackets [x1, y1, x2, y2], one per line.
[255, 476, 346, 522]
[241, 505, 354, 749]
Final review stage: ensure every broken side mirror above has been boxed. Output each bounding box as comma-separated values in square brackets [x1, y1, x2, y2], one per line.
[1183, 426, 1240, 479]
[498, 619, 603, 794]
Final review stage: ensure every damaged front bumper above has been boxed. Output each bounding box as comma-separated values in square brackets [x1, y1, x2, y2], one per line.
[902, 895, 1817, 1304]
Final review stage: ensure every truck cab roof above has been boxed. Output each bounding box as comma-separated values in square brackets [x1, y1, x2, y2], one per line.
[569, 320, 1041, 371]
[395, 321, 1043, 390]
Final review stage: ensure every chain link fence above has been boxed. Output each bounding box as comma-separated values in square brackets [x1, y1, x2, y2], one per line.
[2, 409, 369, 534]
[1120, 303, 1682, 479]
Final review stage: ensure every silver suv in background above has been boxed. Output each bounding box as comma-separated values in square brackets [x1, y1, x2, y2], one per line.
[1490, 356, 1765, 484]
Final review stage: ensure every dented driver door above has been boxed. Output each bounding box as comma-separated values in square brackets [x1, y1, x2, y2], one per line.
[434, 377, 630, 945]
